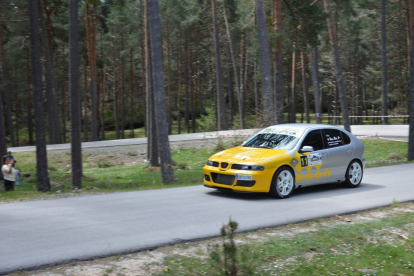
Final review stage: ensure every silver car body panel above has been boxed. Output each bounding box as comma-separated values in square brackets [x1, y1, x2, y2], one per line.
[265, 124, 365, 188]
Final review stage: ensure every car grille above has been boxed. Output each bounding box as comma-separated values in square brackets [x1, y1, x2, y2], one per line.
[221, 162, 229, 168]
[235, 180, 256, 187]
[211, 173, 235, 185]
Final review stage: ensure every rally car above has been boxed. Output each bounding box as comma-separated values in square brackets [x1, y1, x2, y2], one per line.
[203, 124, 365, 198]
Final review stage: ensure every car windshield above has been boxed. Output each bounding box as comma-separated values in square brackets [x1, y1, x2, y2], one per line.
[243, 133, 299, 150]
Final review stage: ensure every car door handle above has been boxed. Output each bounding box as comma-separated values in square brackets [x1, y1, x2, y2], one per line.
[347, 149, 352, 154]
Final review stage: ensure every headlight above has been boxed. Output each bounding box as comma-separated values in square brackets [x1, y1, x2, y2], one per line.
[232, 164, 265, 171]
[206, 160, 219, 167]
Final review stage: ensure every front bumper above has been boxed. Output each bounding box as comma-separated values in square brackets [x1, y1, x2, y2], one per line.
[203, 165, 274, 193]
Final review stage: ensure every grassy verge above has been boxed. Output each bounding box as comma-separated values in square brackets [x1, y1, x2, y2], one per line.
[158, 202, 414, 276]
[1, 138, 412, 202]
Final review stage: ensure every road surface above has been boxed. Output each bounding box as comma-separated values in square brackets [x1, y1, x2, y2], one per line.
[1, 163, 414, 274]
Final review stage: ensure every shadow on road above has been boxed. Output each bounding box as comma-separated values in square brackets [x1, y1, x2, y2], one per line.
[205, 182, 384, 201]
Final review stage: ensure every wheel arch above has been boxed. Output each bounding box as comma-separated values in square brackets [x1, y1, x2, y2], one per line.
[345, 158, 363, 178]
[269, 164, 296, 193]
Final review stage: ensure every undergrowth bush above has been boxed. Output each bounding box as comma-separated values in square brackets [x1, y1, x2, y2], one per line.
[209, 218, 256, 276]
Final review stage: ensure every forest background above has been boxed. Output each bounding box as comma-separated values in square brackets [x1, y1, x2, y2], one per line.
[1, 0, 414, 189]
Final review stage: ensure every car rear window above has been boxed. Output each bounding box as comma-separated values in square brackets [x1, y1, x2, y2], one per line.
[341, 131, 351, 144]
[322, 129, 345, 148]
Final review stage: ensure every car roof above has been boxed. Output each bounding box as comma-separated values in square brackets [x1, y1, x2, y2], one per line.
[266, 123, 345, 132]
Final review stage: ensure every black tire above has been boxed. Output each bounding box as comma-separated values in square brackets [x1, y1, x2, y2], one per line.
[269, 166, 295, 199]
[344, 160, 363, 188]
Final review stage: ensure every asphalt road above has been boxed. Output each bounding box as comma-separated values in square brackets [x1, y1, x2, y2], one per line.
[1, 163, 414, 274]
[9, 125, 409, 152]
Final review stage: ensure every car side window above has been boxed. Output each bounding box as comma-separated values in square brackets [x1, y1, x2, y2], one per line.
[322, 129, 345, 148]
[341, 131, 351, 144]
[301, 130, 324, 151]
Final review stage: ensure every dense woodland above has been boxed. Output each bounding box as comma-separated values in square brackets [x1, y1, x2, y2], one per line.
[1, 0, 414, 189]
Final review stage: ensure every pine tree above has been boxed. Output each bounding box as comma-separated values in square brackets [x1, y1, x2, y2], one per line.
[29, 0, 50, 192]
[148, 0, 175, 183]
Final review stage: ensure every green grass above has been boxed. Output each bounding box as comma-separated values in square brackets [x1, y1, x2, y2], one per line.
[362, 139, 409, 167]
[0, 146, 217, 201]
[158, 205, 414, 276]
[1, 138, 412, 202]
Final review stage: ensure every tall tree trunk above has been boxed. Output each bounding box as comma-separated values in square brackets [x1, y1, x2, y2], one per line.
[256, 0, 275, 126]
[211, 0, 227, 130]
[240, 34, 247, 124]
[0, 25, 15, 146]
[177, 50, 182, 134]
[323, 0, 351, 132]
[227, 61, 234, 128]
[185, 43, 189, 133]
[120, 32, 125, 139]
[356, 65, 363, 124]
[62, 44, 67, 143]
[145, 0, 158, 166]
[129, 48, 134, 138]
[223, 6, 244, 128]
[381, 0, 388, 125]
[29, 0, 50, 192]
[83, 60, 89, 141]
[274, 0, 284, 124]
[190, 51, 196, 133]
[101, 64, 106, 140]
[69, 0, 82, 189]
[39, 0, 62, 144]
[27, 48, 34, 145]
[254, 61, 260, 122]
[309, 45, 322, 124]
[0, 79, 6, 156]
[408, 0, 414, 161]
[112, 34, 120, 139]
[85, 3, 98, 141]
[148, 0, 175, 183]
[301, 51, 310, 123]
[166, 8, 172, 135]
[405, 0, 411, 120]
[14, 83, 19, 146]
[290, 43, 297, 123]
[194, 45, 199, 132]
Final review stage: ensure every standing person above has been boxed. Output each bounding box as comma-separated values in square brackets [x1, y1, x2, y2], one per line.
[1, 155, 15, 191]
[6, 151, 20, 185]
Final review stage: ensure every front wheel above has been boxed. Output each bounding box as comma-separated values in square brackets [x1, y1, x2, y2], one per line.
[344, 160, 363, 188]
[270, 167, 295, 199]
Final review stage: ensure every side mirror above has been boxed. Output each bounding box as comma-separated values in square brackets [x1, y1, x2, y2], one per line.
[300, 146, 314, 153]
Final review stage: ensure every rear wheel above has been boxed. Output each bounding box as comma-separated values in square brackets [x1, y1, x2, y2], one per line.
[270, 167, 295, 199]
[344, 160, 363, 188]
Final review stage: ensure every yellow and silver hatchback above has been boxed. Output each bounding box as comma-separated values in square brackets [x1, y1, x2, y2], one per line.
[203, 124, 365, 198]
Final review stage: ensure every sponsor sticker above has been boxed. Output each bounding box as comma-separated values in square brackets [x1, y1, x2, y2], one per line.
[300, 152, 322, 167]
[236, 174, 253, 181]
[326, 135, 343, 146]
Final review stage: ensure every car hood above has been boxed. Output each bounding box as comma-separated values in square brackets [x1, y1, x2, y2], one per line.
[210, 146, 288, 165]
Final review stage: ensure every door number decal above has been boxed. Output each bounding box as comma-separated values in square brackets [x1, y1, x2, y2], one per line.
[300, 152, 322, 167]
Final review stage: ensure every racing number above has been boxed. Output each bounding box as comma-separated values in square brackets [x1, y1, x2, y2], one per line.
[300, 155, 308, 167]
